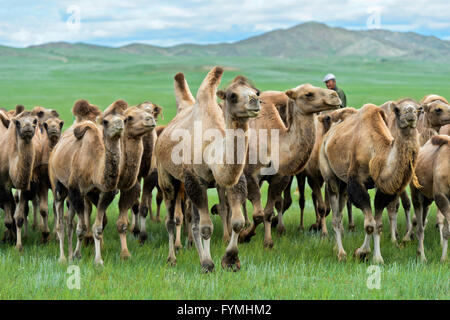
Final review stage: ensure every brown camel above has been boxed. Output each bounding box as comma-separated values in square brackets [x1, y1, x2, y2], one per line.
[381, 96, 450, 242]
[49, 100, 125, 264]
[273, 108, 358, 236]
[155, 67, 260, 272]
[0, 107, 38, 250]
[410, 134, 449, 262]
[239, 86, 341, 247]
[320, 102, 420, 263]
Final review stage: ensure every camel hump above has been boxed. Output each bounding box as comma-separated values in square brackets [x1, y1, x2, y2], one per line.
[431, 134, 450, 146]
[14, 104, 25, 116]
[104, 99, 128, 117]
[72, 99, 102, 121]
[174, 72, 195, 110]
[196, 66, 224, 102]
[359, 104, 393, 144]
[330, 107, 358, 123]
[73, 121, 98, 140]
[259, 91, 288, 106]
[421, 94, 448, 105]
[0, 110, 10, 128]
[155, 125, 166, 136]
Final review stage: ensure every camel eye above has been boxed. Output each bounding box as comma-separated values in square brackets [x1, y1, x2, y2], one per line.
[435, 108, 442, 114]
[394, 107, 400, 115]
[33, 119, 38, 125]
[127, 116, 133, 122]
[103, 119, 109, 126]
[305, 92, 314, 98]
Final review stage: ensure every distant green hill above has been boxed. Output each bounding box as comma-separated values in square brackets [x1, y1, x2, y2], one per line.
[1, 22, 449, 61]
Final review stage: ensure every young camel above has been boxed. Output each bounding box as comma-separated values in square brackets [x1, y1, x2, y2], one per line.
[49, 100, 125, 264]
[273, 108, 358, 236]
[0, 108, 38, 250]
[239, 86, 341, 247]
[155, 67, 260, 272]
[411, 134, 450, 262]
[320, 102, 420, 263]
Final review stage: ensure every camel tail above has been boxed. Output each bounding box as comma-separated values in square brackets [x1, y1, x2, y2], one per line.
[431, 134, 450, 146]
[174, 73, 195, 111]
[196, 66, 224, 103]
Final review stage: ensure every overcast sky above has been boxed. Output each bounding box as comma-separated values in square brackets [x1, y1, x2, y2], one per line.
[0, 0, 448, 47]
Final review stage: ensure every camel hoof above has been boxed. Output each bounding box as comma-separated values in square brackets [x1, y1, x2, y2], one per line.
[175, 243, 183, 253]
[338, 251, 347, 262]
[132, 227, 140, 238]
[120, 250, 131, 260]
[263, 239, 274, 249]
[139, 231, 148, 244]
[155, 217, 162, 223]
[372, 256, 384, 264]
[354, 249, 370, 262]
[222, 235, 231, 243]
[186, 239, 194, 248]
[348, 224, 355, 232]
[239, 229, 255, 243]
[94, 259, 104, 267]
[74, 251, 82, 260]
[276, 226, 286, 237]
[321, 231, 329, 238]
[15, 244, 23, 252]
[221, 251, 241, 272]
[201, 259, 215, 273]
[167, 256, 177, 266]
[309, 223, 320, 232]
[58, 257, 67, 264]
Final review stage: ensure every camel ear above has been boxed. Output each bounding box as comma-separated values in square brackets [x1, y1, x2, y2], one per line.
[153, 105, 163, 120]
[216, 90, 226, 100]
[318, 114, 331, 124]
[43, 122, 48, 132]
[0, 113, 10, 128]
[421, 103, 431, 113]
[51, 110, 60, 118]
[389, 102, 400, 115]
[285, 90, 295, 100]
[59, 121, 64, 129]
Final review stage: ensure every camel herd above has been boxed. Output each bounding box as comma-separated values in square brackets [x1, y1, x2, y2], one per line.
[0, 66, 449, 272]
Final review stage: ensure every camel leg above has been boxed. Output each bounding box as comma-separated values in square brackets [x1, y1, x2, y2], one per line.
[174, 190, 184, 251]
[347, 201, 354, 231]
[263, 175, 290, 248]
[184, 199, 194, 248]
[83, 198, 94, 245]
[400, 191, 412, 241]
[184, 171, 214, 272]
[54, 183, 67, 263]
[308, 177, 328, 236]
[14, 190, 29, 251]
[276, 176, 292, 237]
[0, 187, 16, 243]
[327, 181, 346, 261]
[138, 176, 153, 242]
[32, 195, 39, 231]
[348, 178, 374, 261]
[239, 174, 264, 243]
[216, 186, 231, 242]
[373, 190, 396, 264]
[411, 187, 431, 262]
[434, 194, 449, 262]
[221, 174, 247, 271]
[386, 196, 400, 243]
[242, 200, 250, 227]
[90, 191, 114, 265]
[436, 210, 445, 246]
[297, 173, 306, 231]
[38, 185, 50, 243]
[117, 184, 140, 260]
[156, 187, 163, 223]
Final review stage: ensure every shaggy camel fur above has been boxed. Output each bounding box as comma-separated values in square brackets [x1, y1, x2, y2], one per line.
[0, 108, 38, 250]
[239, 86, 341, 247]
[381, 96, 450, 242]
[49, 100, 125, 264]
[410, 134, 450, 262]
[155, 67, 260, 272]
[273, 108, 358, 236]
[320, 103, 420, 263]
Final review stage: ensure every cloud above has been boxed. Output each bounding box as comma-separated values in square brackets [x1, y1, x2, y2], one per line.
[0, 0, 448, 47]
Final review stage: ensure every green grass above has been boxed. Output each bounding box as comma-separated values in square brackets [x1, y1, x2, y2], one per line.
[0, 53, 449, 299]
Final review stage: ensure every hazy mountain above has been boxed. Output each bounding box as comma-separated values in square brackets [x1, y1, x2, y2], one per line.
[3, 22, 449, 61]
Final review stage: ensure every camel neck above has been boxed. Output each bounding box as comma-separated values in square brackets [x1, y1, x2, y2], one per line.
[13, 131, 35, 190]
[102, 135, 121, 191]
[118, 135, 143, 190]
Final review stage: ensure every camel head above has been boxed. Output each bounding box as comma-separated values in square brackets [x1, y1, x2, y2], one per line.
[285, 84, 341, 114]
[136, 101, 163, 121]
[43, 117, 64, 142]
[390, 100, 419, 129]
[216, 76, 261, 119]
[123, 106, 156, 138]
[421, 98, 450, 129]
[98, 100, 127, 141]
[32, 106, 60, 127]
[12, 110, 38, 142]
